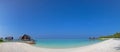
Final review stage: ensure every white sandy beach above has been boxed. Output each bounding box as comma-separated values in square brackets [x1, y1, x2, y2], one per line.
[0, 39, 120, 52]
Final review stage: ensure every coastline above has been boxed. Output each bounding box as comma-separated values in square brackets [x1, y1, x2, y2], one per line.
[0, 39, 120, 52]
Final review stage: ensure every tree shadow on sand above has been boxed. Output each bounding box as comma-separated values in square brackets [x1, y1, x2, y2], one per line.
[114, 47, 120, 50]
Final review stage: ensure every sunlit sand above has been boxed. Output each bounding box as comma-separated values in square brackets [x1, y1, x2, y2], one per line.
[0, 39, 120, 52]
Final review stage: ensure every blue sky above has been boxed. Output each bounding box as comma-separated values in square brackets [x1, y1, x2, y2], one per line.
[0, 0, 120, 39]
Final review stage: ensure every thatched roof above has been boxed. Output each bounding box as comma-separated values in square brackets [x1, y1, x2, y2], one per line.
[21, 34, 31, 41]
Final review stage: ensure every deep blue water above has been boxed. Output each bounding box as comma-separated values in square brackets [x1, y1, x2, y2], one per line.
[35, 39, 102, 48]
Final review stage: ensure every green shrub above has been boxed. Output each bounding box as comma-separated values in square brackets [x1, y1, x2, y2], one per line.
[0, 39, 4, 42]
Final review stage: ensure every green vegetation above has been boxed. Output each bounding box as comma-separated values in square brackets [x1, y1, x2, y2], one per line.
[0, 39, 4, 42]
[99, 32, 120, 38]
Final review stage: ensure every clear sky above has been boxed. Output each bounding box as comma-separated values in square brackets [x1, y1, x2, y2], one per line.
[0, 0, 120, 39]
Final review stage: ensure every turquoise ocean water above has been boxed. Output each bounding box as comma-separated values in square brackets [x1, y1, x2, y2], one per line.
[35, 39, 102, 48]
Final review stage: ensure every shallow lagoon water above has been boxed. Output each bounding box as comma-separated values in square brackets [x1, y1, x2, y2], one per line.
[35, 39, 102, 48]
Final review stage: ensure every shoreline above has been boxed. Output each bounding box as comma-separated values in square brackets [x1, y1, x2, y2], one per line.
[0, 39, 120, 52]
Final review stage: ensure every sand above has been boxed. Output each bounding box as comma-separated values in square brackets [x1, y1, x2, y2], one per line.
[0, 39, 120, 52]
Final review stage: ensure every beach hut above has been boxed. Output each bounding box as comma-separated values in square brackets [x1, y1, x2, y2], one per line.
[21, 34, 31, 41]
[0, 37, 3, 39]
[5, 36, 14, 41]
[20, 34, 35, 44]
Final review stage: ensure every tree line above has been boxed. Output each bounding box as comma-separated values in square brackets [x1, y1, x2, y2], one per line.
[99, 32, 120, 38]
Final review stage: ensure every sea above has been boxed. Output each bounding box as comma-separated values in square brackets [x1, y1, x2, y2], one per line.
[35, 39, 102, 48]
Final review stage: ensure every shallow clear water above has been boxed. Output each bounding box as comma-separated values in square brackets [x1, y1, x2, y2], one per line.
[35, 39, 102, 48]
